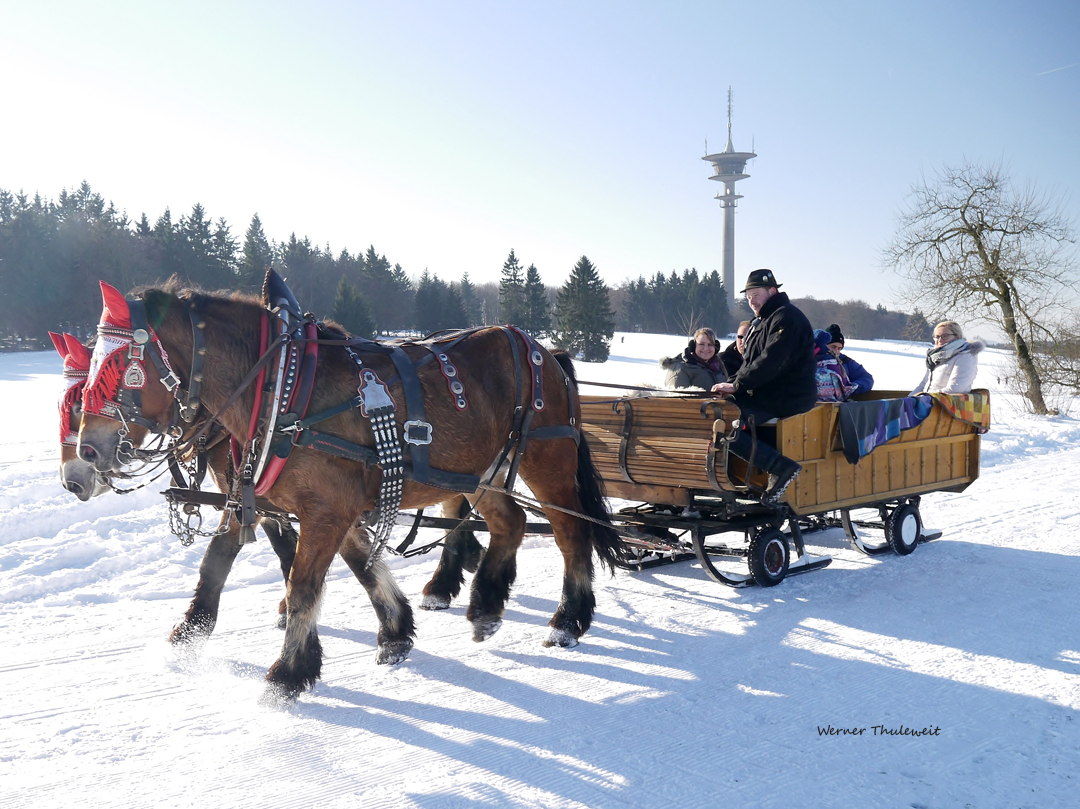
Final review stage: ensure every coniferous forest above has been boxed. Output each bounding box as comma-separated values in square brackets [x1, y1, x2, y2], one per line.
[0, 183, 930, 358]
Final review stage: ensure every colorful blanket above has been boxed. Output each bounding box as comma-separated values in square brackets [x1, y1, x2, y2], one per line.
[837, 396, 934, 465]
[929, 391, 992, 431]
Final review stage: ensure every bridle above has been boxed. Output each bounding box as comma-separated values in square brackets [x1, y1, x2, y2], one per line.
[84, 288, 218, 457]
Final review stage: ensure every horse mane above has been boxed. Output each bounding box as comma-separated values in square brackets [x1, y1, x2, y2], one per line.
[551, 349, 577, 384]
[131, 278, 264, 331]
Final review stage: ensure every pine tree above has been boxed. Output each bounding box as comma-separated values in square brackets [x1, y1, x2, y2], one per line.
[444, 283, 468, 330]
[459, 272, 482, 326]
[554, 255, 615, 362]
[241, 213, 274, 289]
[332, 276, 375, 338]
[210, 217, 239, 281]
[521, 263, 552, 336]
[414, 269, 437, 333]
[699, 270, 731, 334]
[621, 277, 650, 332]
[415, 270, 468, 334]
[498, 249, 525, 324]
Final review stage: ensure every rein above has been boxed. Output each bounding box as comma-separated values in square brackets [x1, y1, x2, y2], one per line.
[578, 380, 716, 396]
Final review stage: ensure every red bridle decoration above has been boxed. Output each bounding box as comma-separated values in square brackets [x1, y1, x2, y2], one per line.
[50, 332, 91, 447]
[81, 281, 174, 422]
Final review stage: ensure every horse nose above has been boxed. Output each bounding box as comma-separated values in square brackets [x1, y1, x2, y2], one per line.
[78, 443, 98, 464]
[64, 478, 85, 497]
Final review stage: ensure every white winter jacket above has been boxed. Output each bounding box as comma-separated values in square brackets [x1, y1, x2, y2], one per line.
[910, 340, 984, 395]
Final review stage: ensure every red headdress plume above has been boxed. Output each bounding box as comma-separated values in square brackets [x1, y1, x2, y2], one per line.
[83, 282, 136, 416]
[49, 331, 68, 359]
[54, 332, 90, 446]
[99, 281, 132, 331]
[63, 333, 92, 371]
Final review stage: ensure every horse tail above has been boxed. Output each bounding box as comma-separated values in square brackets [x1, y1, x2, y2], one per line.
[552, 349, 633, 574]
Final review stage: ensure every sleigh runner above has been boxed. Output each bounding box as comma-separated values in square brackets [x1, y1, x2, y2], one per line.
[387, 388, 985, 588]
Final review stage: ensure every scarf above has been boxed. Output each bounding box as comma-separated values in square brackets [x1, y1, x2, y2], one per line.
[926, 339, 969, 371]
[682, 342, 722, 375]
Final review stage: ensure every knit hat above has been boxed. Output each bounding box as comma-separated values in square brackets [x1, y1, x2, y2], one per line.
[812, 328, 833, 357]
[827, 324, 844, 346]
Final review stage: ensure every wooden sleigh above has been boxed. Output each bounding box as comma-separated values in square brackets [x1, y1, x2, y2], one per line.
[574, 389, 985, 587]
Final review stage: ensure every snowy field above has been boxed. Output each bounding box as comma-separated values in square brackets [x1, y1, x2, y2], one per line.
[2, 332, 1079, 808]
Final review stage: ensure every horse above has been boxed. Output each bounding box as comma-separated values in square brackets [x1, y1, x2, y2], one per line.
[49, 331, 303, 638]
[76, 276, 627, 699]
[51, 328, 484, 641]
[50, 332, 111, 501]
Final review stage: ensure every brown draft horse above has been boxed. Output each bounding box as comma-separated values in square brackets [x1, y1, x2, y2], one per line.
[77, 280, 627, 699]
[52, 331, 482, 645]
[50, 331, 303, 637]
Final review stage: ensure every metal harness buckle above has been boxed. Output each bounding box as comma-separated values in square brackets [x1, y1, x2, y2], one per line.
[403, 420, 433, 445]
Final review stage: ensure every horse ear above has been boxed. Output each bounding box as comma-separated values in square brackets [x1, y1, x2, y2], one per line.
[48, 332, 68, 359]
[99, 281, 132, 329]
[63, 333, 92, 369]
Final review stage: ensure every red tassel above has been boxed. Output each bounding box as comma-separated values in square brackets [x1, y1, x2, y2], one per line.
[60, 382, 83, 444]
[82, 349, 127, 416]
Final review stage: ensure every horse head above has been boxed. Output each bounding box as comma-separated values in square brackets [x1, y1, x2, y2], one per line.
[76, 282, 189, 474]
[49, 331, 110, 500]
[77, 280, 265, 474]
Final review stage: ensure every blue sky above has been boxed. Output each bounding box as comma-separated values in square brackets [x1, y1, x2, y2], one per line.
[2, 0, 1077, 311]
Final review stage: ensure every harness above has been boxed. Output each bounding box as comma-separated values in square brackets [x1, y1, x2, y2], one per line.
[84, 273, 580, 563]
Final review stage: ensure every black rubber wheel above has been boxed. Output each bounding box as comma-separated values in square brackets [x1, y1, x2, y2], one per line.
[748, 528, 789, 587]
[886, 502, 922, 556]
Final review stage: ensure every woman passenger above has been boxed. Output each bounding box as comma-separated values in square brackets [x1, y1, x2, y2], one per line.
[813, 329, 855, 402]
[911, 320, 983, 395]
[660, 327, 727, 390]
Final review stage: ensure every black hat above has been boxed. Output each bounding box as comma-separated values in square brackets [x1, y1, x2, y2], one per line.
[739, 268, 782, 294]
[827, 324, 844, 346]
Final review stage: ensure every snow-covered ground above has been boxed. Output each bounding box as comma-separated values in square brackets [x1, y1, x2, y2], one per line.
[2, 334, 1078, 809]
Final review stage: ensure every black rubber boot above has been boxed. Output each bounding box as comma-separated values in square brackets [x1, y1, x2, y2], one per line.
[764, 455, 801, 504]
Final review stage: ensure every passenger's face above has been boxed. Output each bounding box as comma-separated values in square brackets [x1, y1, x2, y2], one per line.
[745, 287, 773, 314]
[933, 328, 958, 346]
[735, 327, 749, 355]
[827, 341, 843, 358]
[694, 338, 716, 361]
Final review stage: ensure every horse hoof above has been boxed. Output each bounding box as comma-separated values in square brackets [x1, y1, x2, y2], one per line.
[472, 617, 502, 642]
[376, 639, 413, 665]
[258, 683, 298, 709]
[543, 628, 579, 648]
[420, 593, 452, 611]
[169, 620, 211, 646]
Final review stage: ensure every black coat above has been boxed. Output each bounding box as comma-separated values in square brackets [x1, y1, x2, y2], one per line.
[731, 291, 817, 418]
[719, 341, 743, 381]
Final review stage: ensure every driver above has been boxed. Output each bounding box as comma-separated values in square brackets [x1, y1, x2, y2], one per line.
[711, 269, 816, 502]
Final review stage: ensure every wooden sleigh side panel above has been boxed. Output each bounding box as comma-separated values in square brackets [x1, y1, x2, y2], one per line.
[777, 390, 984, 516]
[580, 395, 741, 506]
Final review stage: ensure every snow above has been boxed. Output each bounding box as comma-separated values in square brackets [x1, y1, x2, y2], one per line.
[2, 335, 1079, 808]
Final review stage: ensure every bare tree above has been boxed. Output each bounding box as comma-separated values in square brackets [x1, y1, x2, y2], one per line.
[885, 162, 1078, 414]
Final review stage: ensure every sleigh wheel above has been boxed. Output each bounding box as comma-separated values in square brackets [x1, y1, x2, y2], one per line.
[748, 528, 789, 587]
[886, 502, 922, 556]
